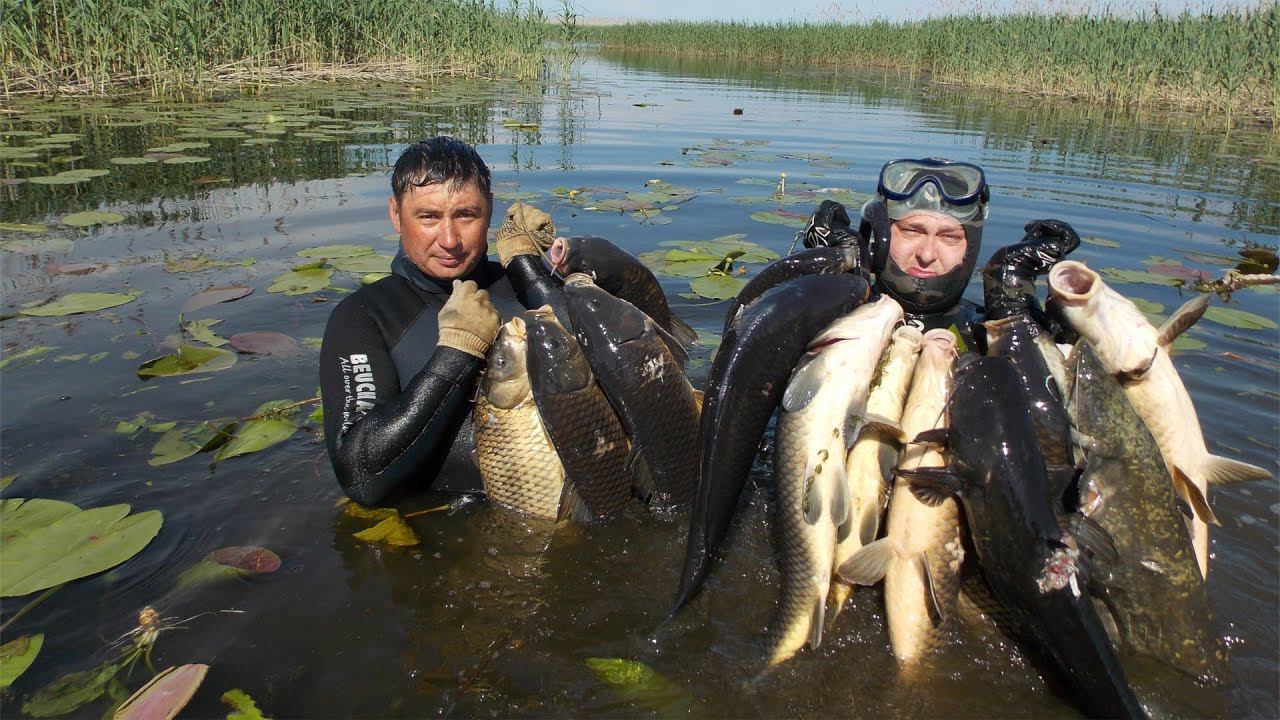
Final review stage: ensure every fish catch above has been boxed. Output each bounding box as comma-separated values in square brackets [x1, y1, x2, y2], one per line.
[549, 235, 698, 349]
[722, 245, 862, 333]
[900, 355, 1146, 719]
[474, 317, 566, 519]
[1064, 340, 1230, 684]
[561, 273, 701, 509]
[524, 306, 633, 524]
[838, 328, 963, 665]
[830, 324, 922, 620]
[764, 295, 902, 666]
[674, 272, 870, 617]
[1048, 260, 1272, 577]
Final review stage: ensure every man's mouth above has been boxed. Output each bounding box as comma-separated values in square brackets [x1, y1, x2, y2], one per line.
[434, 255, 464, 268]
[907, 267, 937, 278]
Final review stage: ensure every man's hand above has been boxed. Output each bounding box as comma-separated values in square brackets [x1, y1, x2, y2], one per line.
[1014, 219, 1081, 274]
[982, 218, 1081, 322]
[437, 280, 501, 359]
[495, 201, 556, 267]
[802, 200, 860, 249]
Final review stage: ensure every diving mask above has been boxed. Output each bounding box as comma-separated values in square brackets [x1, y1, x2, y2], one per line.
[877, 158, 989, 224]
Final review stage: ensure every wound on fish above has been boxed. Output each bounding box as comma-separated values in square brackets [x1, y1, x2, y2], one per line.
[1036, 546, 1081, 594]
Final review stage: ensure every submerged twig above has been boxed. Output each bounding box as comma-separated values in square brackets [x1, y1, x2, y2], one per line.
[1193, 270, 1280, 299]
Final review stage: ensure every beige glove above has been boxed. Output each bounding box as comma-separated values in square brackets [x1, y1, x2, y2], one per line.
[437, 280, 501, 359]
[495, 201, 556, 266]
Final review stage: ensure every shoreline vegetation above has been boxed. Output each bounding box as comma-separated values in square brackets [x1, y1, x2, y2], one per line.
[0, 0, 569, 97]
[588, 6, 1279, 128]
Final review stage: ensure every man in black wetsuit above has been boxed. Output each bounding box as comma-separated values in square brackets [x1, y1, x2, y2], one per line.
[801, 157, 1080, 345]
[319, 137, 564, 505]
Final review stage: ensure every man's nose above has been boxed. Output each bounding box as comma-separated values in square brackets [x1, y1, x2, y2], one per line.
[437, 220, 461, 250]
[916, 236, 939, 264]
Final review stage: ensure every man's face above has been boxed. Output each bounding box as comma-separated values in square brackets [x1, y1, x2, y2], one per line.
[888, 212, 967, 278]
[388, 180, 493, 280]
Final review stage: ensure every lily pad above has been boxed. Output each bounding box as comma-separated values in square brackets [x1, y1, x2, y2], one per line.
[61, 210, 125, 227]
[297, 244, 373, 259]
[137, 345, 237, 378]
[0, 498, 163, 596]
[690, 274, 747, 300]
[109, 157, 156, 165]
[222, 689, 269, 720]
[20, 291, 137, 316]
[352, 515, 420, 546]
[22, 661, 121, 718]
[206, 546, 281, 573]
[361, 272, 390, 285]
[161, 155, 210, 164]
[184, 319, 228, 347]
[113, 664, 209, 720]
[0, 634, 43, 689]
[268, 265, 334, 295]
[148, 421, 236, 466]
[228, 332, 296, 356]
[215, 400, 299, 461]
[180, 285, 252, 314]
[1203, 305, 1277, 330]
[749, 209, 808, 227]
[0, 346, 57, 370]
[330, 254, 393, 274]
[1081, 236, 1121, 248]
[0, 222, 51, 234]
[27, 169, 110, 185]
[1099, 268, 1184, 287]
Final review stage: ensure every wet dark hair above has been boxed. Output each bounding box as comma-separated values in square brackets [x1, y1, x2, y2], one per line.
[391, 136, 491, 202]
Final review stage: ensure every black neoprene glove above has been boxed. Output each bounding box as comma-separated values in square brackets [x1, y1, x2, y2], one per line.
[983, 219, 1081, 322]
[802, 200, 860, 249]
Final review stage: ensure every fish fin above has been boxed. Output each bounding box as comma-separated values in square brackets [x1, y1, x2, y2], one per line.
[918, 553, 945, 628]
[557, 481, 593, 525]
[861, 413, 905, 444]
[830, 458, 850, 529]
[626, 443, 658, 503]
[1064, 513, 1119, 565]
[802, 474, 825, 525]
[651, 319, 690, 369]
[896, 467, 960, 506]
[808, 595, 826, 649]
[1157, 294, 1210, 347]
[858, 502, 881, 547]
[667, 314, 699, 348]
[1203, 454, 1272, 484]
[1171, 466, 1220, 526]
[910, 426, 948, 446]
[781, 356, 825, 413]
[692, 389, 705, 415]
[837, 538, 896, 586]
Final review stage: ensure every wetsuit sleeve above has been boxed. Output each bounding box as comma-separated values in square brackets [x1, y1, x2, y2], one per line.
[982, 219, 1081, 329]
[505, 254, 572, 325]
[320, 298, 482, 506]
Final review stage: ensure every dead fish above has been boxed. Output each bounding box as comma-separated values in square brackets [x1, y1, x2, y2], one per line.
[722, 245, 861, 334]
[838, 329, 963, 665]
[474, 317, 565, 520]
[765, 295, 902, 666]
[830, 324, 922, 620]
[525, 306, 632, 523]
[1048, 260, 1272, 577]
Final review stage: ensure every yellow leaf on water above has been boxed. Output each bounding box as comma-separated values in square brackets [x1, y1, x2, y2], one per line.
[352, 516, 420, 547]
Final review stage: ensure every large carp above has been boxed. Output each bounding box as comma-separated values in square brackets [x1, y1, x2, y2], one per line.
[838, 329, 964, 665]
[673, 272, 870, 617]
[1064, 341, 1230, 683]
[830, 324, 922, 619]
[901, 355, 1146, 719]
[1048, 260, 1272, 577]
[548, 235, 697, 349]
[561, 274, 701, 509]
[474, 317, 565, 519]
[525, 306, 632, 523]
[722, 245, 862, 333]
[765, 295, 902, 666]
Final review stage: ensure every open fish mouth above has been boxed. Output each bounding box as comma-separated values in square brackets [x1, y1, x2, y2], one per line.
[548, 237, 570, 273]
[1048, 261, 1098, 305]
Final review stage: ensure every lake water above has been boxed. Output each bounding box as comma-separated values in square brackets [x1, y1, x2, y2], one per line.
[1, 50, 1277, 718]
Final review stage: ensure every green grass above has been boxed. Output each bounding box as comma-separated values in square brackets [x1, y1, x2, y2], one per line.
[1, 0, 564, 96]
[588, 5, 1280, 125]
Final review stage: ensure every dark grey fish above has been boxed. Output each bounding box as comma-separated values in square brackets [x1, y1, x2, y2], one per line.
[549, 235, 697, 348]
[525, 306, 632, 524]
[900, 356, 1145, 719]
[562, 274, 700, 509]
[672, 272, 870, 617]
[722, 245, 861, 334]
[1064, 341, 1230, 684]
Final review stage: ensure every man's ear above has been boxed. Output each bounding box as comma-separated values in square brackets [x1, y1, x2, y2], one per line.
[387, 195, 402, 234]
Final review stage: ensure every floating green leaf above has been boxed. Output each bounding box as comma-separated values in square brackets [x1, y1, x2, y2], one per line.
[268, 267, 333, 295]
[61, 210, 125, 227]
[0, 473, 16, 491]
[185, 319, 228, 347]
[0, 346, 57, 370]
[1203, 305, 1278, 330]
[0, 498, 163, 596]
[161, 155, 211, 164]
[20, 292, 137, 316]
[27, 169, 110, 185]
[749, 209, 808, 228]
[22, 661, 121, 718]
[0, 222, 51, 234]
[690, 274, 747, 300]
[1081, 236, 1121, 248]
[148, 420, 236, 466]
[330, 254, 392, 274]
[137, 346, 237, 378]
[361, 272, 390, 285]
[1130, 297, 1164, 314]
[0, 634, 43, 689]
[297, 244, 373, 259]
[109, 156, 156, 165]
[1099, 268, 1184, 287]
[113, 664, 209, 720]
[584, 658, 695, 715]
[222, 688, 270, 720]
[215, 400, 299, 461]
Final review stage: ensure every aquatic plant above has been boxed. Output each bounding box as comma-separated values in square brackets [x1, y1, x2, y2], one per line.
[588, 3, 1280, 125]
[1, 0, 558, 96]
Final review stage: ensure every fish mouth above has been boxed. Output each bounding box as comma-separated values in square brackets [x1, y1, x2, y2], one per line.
[563, 272, 594, 288]
[548, 237, 569, 273]
[920, 328, 958, 355]
[1048, 261, 1099, 306]
[505, 315, 527, 341]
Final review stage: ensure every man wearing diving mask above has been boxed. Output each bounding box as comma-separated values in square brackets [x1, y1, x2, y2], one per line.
[801, 158, 1080, 346]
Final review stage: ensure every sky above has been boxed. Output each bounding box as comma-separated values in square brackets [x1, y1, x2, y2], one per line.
[557, 0, 1261, 23]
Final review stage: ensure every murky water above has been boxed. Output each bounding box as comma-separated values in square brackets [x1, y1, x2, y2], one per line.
[1, 50, 1277, 718]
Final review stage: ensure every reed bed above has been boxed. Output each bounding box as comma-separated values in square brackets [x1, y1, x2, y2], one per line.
[1, 0, 559, 97]
[589, 5, 1280, 125]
